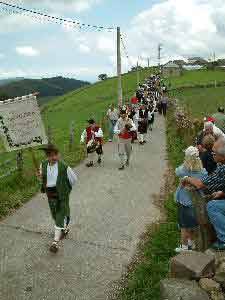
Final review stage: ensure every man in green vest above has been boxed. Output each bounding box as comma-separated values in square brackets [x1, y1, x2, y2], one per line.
[212, 107, 225, 133]
[38, 144, 77, 253]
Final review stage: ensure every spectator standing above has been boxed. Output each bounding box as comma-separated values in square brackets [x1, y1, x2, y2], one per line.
[106, 104, 118, 142]
[175, 146, 207, 253]
[161, 93, 168, 116]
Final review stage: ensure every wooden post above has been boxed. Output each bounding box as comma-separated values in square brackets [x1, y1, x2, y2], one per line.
[191, 190, 217, 251]
[215, 80, 217, 88]
[29, 148, 39, 173]
[16, 150, 23, 173]
[117, 27, 123, 108]
[69, 121, 75, 151]
[47, 125, 53, 144]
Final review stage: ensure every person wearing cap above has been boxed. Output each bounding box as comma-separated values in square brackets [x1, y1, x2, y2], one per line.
[182, 139, 225, 250]
[80, 119, 104, 167]
[174, 146, 207, 253]
[114, 110, 136, 170]
[212, 107, 225, 133]
[38, 144, 78, 253]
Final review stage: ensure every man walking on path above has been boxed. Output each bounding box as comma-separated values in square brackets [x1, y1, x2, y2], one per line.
[138, 105, 149, 145]
[114, 110, 136, 170]
[80, 119, 104, 167]
[161, 92, 168, 116]
[106, 104, 119, 142]
[39, 144, 77, 253]
[212, 107, 225, 133]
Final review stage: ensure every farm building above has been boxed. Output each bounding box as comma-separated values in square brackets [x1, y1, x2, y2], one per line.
[162, 61, 182, 77]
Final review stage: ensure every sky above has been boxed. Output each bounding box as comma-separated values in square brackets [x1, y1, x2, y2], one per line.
[0, 0, 225, 82]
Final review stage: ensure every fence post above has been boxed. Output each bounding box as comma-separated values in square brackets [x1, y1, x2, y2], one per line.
[47, 125, 53, 144]
[16, 150, 23, 173]
[215, 80, 217, 88]
[69, 121, 75, 151]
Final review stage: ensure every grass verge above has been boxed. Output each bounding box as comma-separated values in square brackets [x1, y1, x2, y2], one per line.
[119, 108, 187, 300]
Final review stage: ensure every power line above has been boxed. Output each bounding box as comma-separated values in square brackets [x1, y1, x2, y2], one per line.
[0, 1, 115, 32]
[120, 33, 134, 68]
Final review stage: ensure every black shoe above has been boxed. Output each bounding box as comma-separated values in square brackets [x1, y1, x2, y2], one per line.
[49, 241, 59, 253]
[61, 227, 70, 239]
[139, 142, 144, 145]
[97, 158, 102, 164]
[119, 165, 125, 170]
[86, 161, 94, 167]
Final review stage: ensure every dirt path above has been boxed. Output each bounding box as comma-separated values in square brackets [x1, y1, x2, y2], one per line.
[0, 115, 167, 300]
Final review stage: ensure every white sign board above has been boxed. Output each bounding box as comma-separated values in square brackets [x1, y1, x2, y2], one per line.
[0, 94, 48, 152]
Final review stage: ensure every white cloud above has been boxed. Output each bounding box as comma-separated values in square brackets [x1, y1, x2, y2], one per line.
[10, 0, 102, 13]
[79, 44, 91, 54]
[16, 46, 40, 57]
[124, 0, 225, 67]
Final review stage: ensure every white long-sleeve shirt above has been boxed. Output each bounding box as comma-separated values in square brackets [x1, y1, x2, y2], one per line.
[114, 117, 136, 135]
[80, 127, 104, 143]
[40, 162, 78, 188]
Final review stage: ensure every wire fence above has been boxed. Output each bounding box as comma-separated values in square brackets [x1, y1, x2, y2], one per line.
[0, 156, 18, 179]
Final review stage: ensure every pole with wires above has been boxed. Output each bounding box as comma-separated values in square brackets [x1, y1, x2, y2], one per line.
[117, 27, 123, 108]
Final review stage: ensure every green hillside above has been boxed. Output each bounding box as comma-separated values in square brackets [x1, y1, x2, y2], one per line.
[0, 67, 151, 218]
[0, 68, 225, 218]
[0, 76, 90, 100]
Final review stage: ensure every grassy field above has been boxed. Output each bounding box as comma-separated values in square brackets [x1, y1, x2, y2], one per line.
[178, 86, 225, 118]
[168, 69, 225, 88]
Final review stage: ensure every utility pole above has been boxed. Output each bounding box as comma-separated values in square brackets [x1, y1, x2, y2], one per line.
[137, 60, 140, 88]
[117, 27, 123, 107]
[147, 58, 150, 68]
[158, 44, 162, 73]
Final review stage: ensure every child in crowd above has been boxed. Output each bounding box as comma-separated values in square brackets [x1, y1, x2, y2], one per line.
[175, 146, 207, 253]
[39, 144, 77, 253]
[200, 134, 217, 175]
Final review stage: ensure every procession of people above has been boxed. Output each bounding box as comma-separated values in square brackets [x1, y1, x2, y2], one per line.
[79, 73, 165, 171]
[36, 73, 166, 252]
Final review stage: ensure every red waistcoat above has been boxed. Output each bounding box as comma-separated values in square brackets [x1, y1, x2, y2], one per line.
[86, 126, 103, 144]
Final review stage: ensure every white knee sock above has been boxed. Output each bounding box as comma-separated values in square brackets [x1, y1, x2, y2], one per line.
[54, 227, 62, 242]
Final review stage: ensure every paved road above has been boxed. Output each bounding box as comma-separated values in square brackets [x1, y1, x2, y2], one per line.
[0, 116, 167, 300]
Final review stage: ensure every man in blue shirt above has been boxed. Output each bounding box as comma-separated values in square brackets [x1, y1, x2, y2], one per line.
[183, 139, 225, 250]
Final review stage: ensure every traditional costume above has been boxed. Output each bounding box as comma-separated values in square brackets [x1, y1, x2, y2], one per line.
[114, 111, 136, 170]
[40, 144, 77, 253]
[138, 107, 149, 144]
[80, 119, 104, 167]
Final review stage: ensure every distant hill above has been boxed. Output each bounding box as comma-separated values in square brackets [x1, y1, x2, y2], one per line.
[0, 77, 24, 87]
[0, 76, 90, 99]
